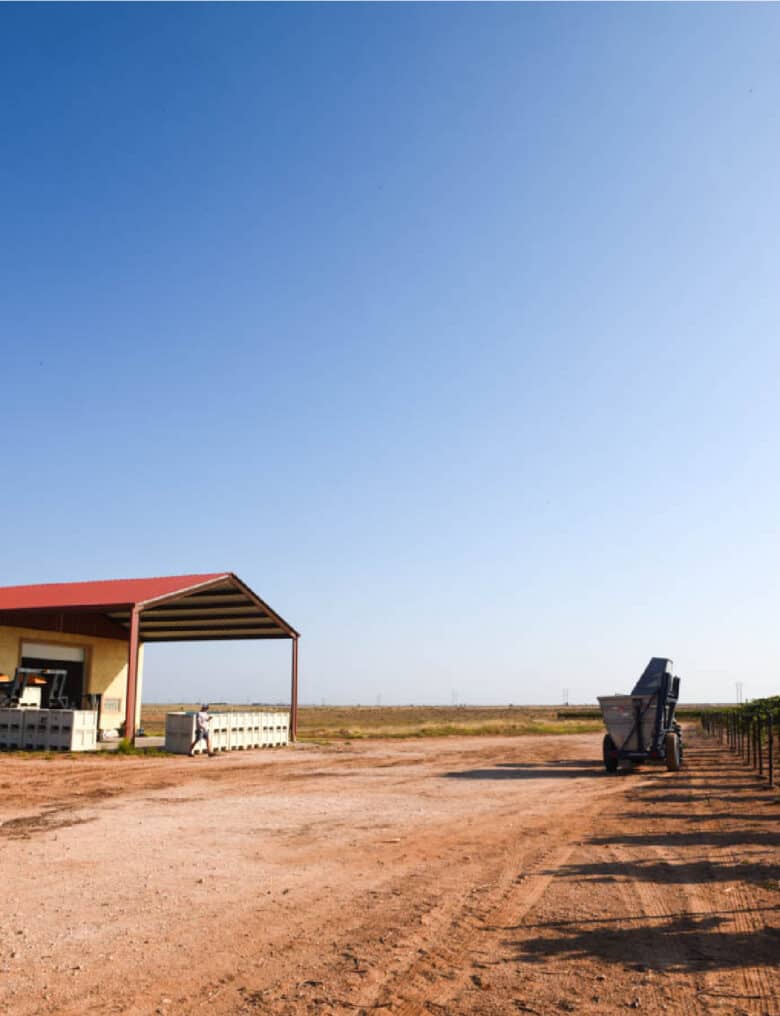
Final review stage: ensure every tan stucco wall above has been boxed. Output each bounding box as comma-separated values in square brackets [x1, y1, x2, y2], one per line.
[0, 625, 143, 732]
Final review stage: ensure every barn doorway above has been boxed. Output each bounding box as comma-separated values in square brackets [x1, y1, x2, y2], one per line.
[20, 641, 86, 709]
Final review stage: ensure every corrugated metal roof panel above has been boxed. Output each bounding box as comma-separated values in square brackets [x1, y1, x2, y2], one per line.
[0, 573, 299, 640]
[0, 574, 229, 611]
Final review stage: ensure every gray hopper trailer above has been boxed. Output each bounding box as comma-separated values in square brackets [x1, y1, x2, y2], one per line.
[598, 657, 682, 773]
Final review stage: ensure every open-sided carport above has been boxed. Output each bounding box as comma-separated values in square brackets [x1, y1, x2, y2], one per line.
[0, 573, 300, 741]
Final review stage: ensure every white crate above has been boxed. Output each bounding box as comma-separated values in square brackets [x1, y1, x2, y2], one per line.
[166, 712, 196, 738]
[0, 708, 25, 749]
[65, 726, 98, 751]
[230, 713, 245, 749]
[249, 715, 261, 748]
[165, 713, 197, 754]
[166, 730, 197, 755]
[45, 710, 97, 751]
[164, 709, 290, 754]
[22, 709, 51, 750]
[211, 713, 230, 751]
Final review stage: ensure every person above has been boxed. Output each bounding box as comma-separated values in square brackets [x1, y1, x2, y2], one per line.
[189, 704, 214, 757]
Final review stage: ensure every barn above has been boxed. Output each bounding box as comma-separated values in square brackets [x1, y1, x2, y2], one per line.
[0, 573, 300, 741]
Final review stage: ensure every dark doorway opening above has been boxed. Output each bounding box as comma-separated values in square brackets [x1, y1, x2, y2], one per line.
[21, 656, 84, 709]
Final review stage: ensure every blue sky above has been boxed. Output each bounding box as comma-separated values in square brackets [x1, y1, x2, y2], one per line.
[2, 4, 779, 706]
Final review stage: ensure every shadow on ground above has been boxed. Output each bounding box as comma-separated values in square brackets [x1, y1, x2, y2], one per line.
[544, 856, 780, 887]
[442, 760, 609, 780]
[504, 911, 780, 973]
[475, 735, 780, 979]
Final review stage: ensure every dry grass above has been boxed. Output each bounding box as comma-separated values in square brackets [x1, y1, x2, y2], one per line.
[140, 703, 603, 740]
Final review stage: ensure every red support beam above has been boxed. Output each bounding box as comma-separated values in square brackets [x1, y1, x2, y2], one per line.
[124, 607, 141, 742]
[290, 636, 299, 742]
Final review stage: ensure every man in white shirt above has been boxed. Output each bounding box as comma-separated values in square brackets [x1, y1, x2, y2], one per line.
[189, 704, 214, 757]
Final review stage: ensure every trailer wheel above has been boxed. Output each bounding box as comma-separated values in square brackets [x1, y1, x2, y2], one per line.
[603, 734, 619, 773]
[665, 731, 681, 772]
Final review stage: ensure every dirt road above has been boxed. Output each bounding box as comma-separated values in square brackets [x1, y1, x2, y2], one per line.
[1, 730, 778, 1015]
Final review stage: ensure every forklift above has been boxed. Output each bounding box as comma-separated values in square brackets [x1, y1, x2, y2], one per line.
[0, 667, 70, 709]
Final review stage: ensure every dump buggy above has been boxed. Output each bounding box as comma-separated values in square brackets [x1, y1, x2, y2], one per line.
[598, 657, 682, 773]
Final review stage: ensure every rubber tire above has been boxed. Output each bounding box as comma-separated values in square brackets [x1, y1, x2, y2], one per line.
[603, 733, 619, 773]
[665, 731, 681, 772]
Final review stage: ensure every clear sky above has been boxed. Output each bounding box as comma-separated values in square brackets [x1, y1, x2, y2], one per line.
[2, 4, 779, 707]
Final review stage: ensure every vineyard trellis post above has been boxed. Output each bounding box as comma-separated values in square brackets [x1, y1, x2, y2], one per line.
[757, 714, 763, 776]
[704, 702, 778, 790]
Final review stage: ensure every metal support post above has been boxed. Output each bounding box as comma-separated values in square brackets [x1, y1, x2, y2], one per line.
[124, 607, 141, 744]
[290, 636, 299, 742]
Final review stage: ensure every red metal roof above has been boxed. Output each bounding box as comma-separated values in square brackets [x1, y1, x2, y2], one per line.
[0, 574, 229, 612]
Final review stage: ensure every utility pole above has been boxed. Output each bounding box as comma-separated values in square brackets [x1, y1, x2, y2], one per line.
[562, 688, 570, 707]
[736, 681, 743, 705]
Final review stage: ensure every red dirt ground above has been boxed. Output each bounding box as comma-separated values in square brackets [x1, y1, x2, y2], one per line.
[0, 729, 778, 1015]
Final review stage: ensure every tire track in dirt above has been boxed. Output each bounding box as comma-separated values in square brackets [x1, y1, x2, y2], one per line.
[3, 732, 778, 1016]
[682, 747, 780, 1015]
[516, 735, 780, 1016]
[375, 781, 629, 1015]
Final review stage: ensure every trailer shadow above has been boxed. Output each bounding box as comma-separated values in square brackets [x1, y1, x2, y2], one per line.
[442, 760, 609, 781]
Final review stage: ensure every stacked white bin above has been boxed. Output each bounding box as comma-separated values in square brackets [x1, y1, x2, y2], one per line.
[0, 709, 97, 752]
[22, 709, 50, 750]
[164, 710, 290, 754]
[46, 710, 98, 751]
[164, 712, 198, 755]
[210, 712, 231, 752]
[0, 708, 25, 749]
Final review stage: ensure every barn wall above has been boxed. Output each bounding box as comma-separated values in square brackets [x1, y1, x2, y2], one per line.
[0, 625, 143, 732]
